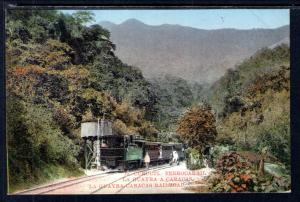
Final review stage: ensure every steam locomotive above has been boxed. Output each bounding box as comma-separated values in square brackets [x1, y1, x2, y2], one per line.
[100, 134, 185, 170]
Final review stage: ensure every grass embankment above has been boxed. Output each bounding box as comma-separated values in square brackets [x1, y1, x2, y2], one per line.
[8, 164, 83, 194]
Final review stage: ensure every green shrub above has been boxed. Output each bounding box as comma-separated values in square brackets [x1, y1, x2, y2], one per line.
[207, 152, 290, 192]
[7, 97, 81, 190]
[185, 148, 204, 170]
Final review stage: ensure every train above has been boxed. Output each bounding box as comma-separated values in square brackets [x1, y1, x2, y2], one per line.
[81, 120, 185, 171]
[99, 134, 185, 170]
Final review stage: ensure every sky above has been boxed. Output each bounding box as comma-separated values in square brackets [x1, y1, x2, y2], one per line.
[62, 9, 289, 30]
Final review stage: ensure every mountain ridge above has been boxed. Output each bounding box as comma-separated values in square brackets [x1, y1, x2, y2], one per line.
[99, 19, 289, 31]
[99, 19, 289, 83]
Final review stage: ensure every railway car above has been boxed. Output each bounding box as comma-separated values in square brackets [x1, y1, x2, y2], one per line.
[144, 142, 160, 162]
[135, 141, 177, 165]
[161, 143, 173, 162]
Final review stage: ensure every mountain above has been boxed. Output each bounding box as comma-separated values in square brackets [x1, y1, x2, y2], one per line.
[99, 19, 289, 83]
[269, 36, 289, 49]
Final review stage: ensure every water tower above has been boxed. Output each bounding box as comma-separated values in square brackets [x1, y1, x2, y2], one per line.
[81, 119, 113, 170]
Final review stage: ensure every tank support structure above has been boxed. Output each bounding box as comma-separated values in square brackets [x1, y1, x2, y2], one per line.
[84, 138, 96, 171]
[81, 119, 112, 171]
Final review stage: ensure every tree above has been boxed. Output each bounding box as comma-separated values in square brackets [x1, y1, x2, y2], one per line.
[176, 104, 217, 151]
[72, 11, 95, 25]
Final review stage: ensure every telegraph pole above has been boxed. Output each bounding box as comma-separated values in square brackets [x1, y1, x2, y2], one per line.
[100, 114, 105, 168]
[96, 118, 100, 169]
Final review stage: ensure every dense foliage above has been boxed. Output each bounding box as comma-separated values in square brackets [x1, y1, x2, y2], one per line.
[176, 104, 217, 150]
[149, 75, 198, 130]
[6, 10, 159, 191]
[181, 45, 290, 192]
[207, 45, 290, 165]
[207, 152, 290, 192]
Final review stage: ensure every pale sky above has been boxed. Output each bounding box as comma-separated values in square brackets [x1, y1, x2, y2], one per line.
[62, 9, 289, 30]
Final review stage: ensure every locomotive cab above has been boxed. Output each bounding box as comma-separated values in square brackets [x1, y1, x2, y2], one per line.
[100, 135, 125, 169]
[125, 143, 143, 161]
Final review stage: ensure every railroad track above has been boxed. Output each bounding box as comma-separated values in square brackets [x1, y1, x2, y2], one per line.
[91, 164, 173, 194]
[16, 164, 175, 195]
[16, 170, 120, 195]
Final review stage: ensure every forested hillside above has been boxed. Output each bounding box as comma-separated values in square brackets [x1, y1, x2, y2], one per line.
[208, 44, 290, 167]
[5, 10, 159, 192]
[176, 44, 290, 192]
[149, 75, 204, 130]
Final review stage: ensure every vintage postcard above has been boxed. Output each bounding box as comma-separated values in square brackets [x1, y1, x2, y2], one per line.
[5, 8, 290, 194]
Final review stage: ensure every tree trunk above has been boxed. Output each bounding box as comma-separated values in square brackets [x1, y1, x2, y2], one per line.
[258, 158, 264, 176]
